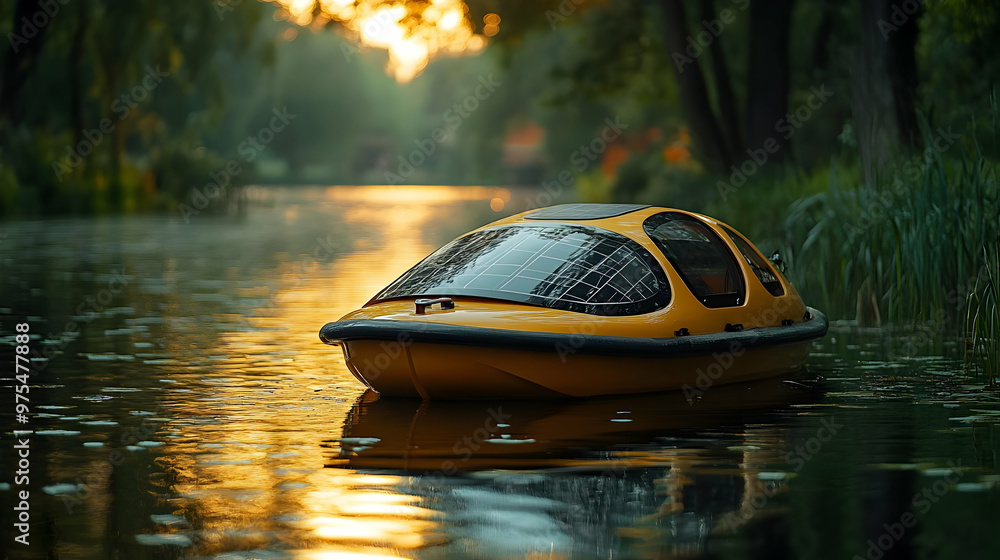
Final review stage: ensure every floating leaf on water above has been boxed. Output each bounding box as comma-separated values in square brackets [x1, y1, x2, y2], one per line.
[43, 483, 83, 495]
[80, 420, 118, 426]
[727, 445, 762, 451]
[103, 306, 136, 315]
[36, 430, 81, 436]
[873, 463, 937, 471]
[73, 395, 114, 401]
[83, 442, 105, 448]
[81, 353, 134, 361]
[956, 482, 993, 492]
[337, 437, 381, 445]
[125, 316, 165, 325]
[104, 328, 140, 336]
[138, 441, 163, 447]
[150, 514, 187, 526]
[610, 418, 633, 423]
[126, 446, 147, 452]
[130, 411, 156, 416]
[267, 452, 298, 458]
[135, 534, 192, 546]
[758, 472, 791, 481]
[484, 438, 537, 445]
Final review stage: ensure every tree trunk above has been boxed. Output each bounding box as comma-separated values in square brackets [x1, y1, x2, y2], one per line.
[811, 1, 838, 71]
[0, 0, 52, 127]
[659, 0, 731, 174]
[702, 0, 742, 161]
[69, 2, 89, 145]
[853, 0, 922, 181]
[884, 0, 921, 146]
[745, 0, 795, 161]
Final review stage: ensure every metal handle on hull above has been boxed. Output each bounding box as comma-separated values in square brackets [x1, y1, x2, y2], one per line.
[415, 297, 455, 314]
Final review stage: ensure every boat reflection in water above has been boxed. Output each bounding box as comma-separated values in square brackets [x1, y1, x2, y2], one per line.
[322, 374, 823, 558]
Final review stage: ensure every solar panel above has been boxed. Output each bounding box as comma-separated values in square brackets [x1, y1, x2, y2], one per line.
[524, 204, 651, 221]
[372, 224, 670, 316]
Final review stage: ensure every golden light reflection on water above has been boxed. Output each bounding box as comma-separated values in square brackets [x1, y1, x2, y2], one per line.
[153, 185, 497, 556]
[138, 185, 802, 558]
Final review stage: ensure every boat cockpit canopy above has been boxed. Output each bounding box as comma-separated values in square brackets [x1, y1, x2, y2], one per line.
[371, 223, 671, 316]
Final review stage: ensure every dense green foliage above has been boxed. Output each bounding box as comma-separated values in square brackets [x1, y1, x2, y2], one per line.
[2, 0, 998, 357]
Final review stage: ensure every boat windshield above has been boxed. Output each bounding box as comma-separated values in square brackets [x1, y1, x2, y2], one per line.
[643, 212, 746, 308]
[371, 224, 671, 316]
[721, 226, 785, 297]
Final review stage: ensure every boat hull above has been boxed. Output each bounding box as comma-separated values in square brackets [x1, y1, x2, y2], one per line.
[321, 308, 828, 399]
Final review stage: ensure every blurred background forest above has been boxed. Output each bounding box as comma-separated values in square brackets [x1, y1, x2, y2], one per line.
[0, 0, 998, 341]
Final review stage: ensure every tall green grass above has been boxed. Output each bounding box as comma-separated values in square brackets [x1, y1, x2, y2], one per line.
[966, 244, 999, 385]
[779, 148, 998, 327]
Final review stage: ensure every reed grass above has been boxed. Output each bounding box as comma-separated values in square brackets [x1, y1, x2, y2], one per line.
[966, 244, 999, 385]
[778, 145, 998, 328]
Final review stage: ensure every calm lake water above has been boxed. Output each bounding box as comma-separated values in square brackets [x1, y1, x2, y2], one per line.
[1, 185, 998, 560]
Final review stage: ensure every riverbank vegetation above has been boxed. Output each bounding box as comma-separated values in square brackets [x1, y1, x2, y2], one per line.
[2, 0, 998, 357]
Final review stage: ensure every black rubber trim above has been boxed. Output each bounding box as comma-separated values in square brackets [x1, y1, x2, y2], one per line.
[320, 307, 828, 359]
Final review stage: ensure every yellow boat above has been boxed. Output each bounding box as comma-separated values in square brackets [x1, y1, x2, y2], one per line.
[319, 204, 828, 399]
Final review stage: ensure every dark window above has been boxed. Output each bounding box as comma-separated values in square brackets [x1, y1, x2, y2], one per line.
[371, 224, 670, 316]
[643, 212, 746, 308]
[722, 226, 785, 297]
